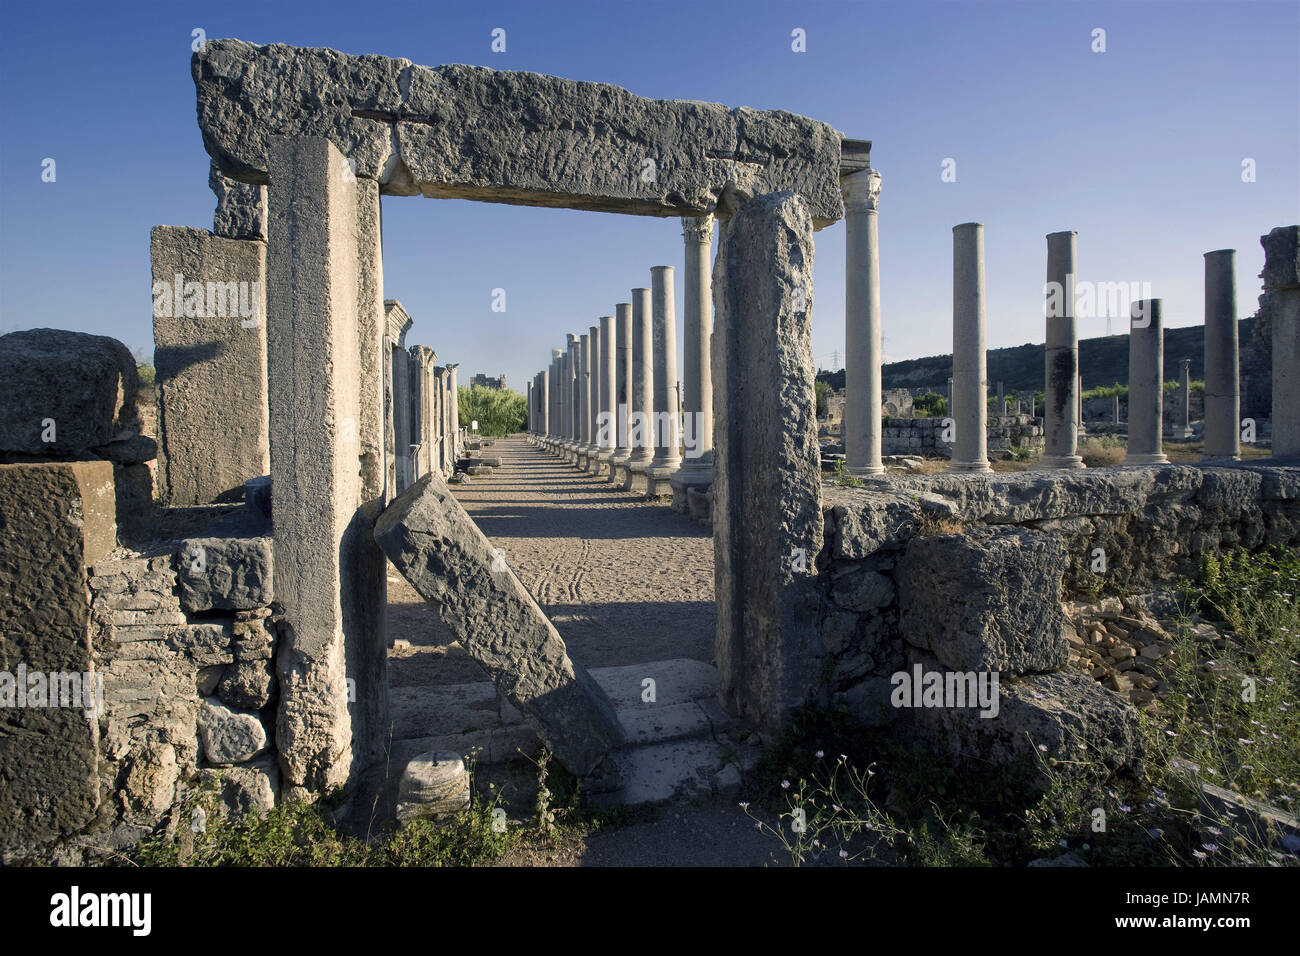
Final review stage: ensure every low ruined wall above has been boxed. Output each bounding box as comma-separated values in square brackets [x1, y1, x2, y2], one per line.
[881, 414, 1043, 456]
[1, 458, 282, 861]
[810, 463, 1300, 775]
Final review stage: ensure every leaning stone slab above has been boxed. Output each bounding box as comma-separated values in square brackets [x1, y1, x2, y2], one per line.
[374, 473, 626, 782]
[0, 329, 139, 458]
[897, 527, 1069, 673]
[193, 39, 843, 227]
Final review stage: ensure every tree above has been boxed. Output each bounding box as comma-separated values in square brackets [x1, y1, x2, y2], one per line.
[457, 385, 526, 436]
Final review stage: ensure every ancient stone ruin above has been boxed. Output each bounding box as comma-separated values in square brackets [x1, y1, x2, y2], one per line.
[1, 36, 1297, 864]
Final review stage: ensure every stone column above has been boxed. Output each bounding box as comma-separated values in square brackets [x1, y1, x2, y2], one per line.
[384, 300, 413, 496]
[713, 192, 823, 734]
[550, 350, 562, 448]
[539, 367, 550, 441]
[1173, 358, 1194, 440]
[596, 318, 616, 474]
[624, 286, 654, 493]
[266, 136, 385, 797]
[649, 266, 682, 498]
[609, 303, 633, 483]
[577, 334, 591, 466]
[527, 380, 534, 435]
[841, 169, 885, 475]
[586, 324, 603, 470]
[408, 346, 432, 479]
[676, 215, 715, 486]
[1039, 231, 1085, 468]
[447, 364, 460, 465]
[1202, 249, 1240, 461]
[1125, 299, 1168, 464]
[1262, 226, 1300, 460]
[567, 335, 581, 459]
[558, 349, 569, 450]
[949, 223, 991, 473]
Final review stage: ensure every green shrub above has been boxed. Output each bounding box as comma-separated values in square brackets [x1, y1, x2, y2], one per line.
[458, 385, 526, 436]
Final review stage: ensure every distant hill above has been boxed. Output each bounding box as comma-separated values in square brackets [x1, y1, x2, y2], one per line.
[817, 316, 1259, 396]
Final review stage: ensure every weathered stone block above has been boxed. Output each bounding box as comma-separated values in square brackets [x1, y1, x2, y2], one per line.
[395, 751, 470, 824]
[200, 757, 278, 819]
[0, 329, 139, 459]
[712, 191, 824, 732]
[151, 226, 269, 505]
[217, 658, 277, 710]
[0, 461, 114, 853]
[1261, 225, 1300, 291]
[210, 160, 267, 240]
[193, 39, 843, 227]
[174, 534, 273, 612]
[375, 472, 626, 781]
[198, 697, 269, 764]
[897, 528, 1068, 673]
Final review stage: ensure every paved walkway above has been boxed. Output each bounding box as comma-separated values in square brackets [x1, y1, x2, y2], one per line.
[386, 436, 715, 692]
[451, 437, 715, 670]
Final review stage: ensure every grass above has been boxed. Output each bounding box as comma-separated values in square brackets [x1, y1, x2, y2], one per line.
[742, 546, 1300, 867]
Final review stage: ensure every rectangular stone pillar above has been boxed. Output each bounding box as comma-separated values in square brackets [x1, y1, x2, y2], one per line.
[1262, 226, 1300, 460]
[266, 136, 385, 798]
[1203, 249, 1240, 461]
[384, 301, 413, 496]
[713, 193, 824, 735]
[150, 226, 269, 505]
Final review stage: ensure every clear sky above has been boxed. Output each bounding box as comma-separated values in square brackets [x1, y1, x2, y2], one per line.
[1, 0, 1296, 394]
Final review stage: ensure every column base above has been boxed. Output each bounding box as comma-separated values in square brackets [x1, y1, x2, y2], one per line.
[644, 465, 679, 499]
[667, 465, 707, 512]
[622, 459, 652, 493]
[1034, 455, 1087, 470]
[847, 463, 886, 476]
[607, 452, 632, 483]
[1124, 453, 1169, 465]
[948, 460, 993, 474]
[595, 451, 615, 477]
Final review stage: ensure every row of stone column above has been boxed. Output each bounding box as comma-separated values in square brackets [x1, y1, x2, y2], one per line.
[530, 217, 718, 508]
[840, 174, 1299, 472]
[404, 346, 461, 489]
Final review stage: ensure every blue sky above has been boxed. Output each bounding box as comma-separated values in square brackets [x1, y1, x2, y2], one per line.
[1, 0, 1296, 393]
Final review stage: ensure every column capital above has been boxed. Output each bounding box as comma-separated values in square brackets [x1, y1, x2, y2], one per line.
[841, 168, 882, 214]
[681, 214, 715, 244]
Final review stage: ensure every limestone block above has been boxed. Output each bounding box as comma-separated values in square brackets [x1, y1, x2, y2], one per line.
[395, 751, 470, 824]
[897, 527, 1068, 673]
[217, 658, 277, 710]
[151, 226, 268, 505]
[0, 329, 139, 458]
[193, 39, 843, 227]
[1261, 225, 1300, 291]
[200, 757, 279, 819]
[0, 461, 114, 853]
[901, 657, 1144, 787]
[210, 160, 268, 240]
[198, 697, 269, 764]
[174, 534, 273, 612]
[374, 472, 626, 781]
[711, 191, 824, 731]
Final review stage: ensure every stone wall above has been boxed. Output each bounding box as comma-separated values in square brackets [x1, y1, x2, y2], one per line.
[881, 415, 1043, 456]
[807, 464, 1300, 777]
